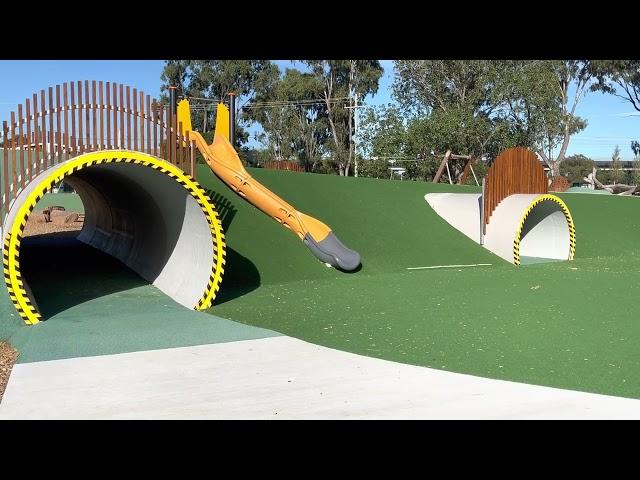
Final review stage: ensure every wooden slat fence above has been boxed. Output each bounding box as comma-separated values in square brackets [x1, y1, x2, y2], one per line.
[263, 160, 305, 173]
[549, 176, 570, 192]
[0, 80, 197, 228]
[483, 147, 548, 233]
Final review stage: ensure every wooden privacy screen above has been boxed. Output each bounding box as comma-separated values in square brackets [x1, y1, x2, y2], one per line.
[263, 161, 305, 173]
[549, 176, 570, 192]
[483, 147, 548, 233]
[1, 80, 198, 228]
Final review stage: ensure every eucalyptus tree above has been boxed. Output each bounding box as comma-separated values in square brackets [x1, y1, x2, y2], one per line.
[304, 60, 383, 176]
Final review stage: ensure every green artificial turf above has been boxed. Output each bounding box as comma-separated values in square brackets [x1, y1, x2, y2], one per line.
[555, 193, 640, 259]
[211, 255, 640, 398]
[32, 192, 84, 212]
[197, 166, 640, 399]
[201, 165, 500, 294]
[2, 163, 640, 399]
[0, 234, 280, 363]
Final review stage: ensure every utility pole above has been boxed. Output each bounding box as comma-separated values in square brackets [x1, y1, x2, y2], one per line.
[228, 92, 236, 149]
[346, 92, 364, 177]
[354, 92, 359, 177]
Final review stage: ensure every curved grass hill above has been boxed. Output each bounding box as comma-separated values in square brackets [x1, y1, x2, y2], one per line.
[205, 167, 640, 400]
[2, 166, 640, 399]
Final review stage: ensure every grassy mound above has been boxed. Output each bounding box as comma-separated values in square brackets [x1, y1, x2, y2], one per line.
[199, 166, 640, 399]
[201, 166, 499, 295]
[2, 163, 640, 399]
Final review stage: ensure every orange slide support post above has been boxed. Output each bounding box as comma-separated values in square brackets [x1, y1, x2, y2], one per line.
[178, 99, 361, 272]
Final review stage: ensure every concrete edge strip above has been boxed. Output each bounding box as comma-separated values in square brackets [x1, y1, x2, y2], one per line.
[2, 150, 226, 325]
[3, 336, 640, 419]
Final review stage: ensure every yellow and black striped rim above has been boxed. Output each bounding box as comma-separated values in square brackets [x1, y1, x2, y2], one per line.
[513, 194, 575, 266]
[2, 150, 225, 325]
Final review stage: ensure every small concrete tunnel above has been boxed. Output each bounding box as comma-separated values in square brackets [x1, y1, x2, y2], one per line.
[2, 152, 225, 325]
[425, 192, 576, 266]
[483, 194, 576, 266]
[516, 199, 573, 264]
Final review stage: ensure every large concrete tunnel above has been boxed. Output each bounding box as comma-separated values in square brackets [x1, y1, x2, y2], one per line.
[2, 151, 226, 325]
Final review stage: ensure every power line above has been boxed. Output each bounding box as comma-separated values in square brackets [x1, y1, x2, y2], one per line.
[243, 98, 350, 109]
[182, 95, 352, 109]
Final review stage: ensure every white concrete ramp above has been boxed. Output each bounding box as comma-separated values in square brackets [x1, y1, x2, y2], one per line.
[425, 193, 482, 243]
[1, 336, 639, 419]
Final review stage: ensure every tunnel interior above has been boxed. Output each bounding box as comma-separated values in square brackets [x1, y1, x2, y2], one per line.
[8, 160, 220, 322]
[518, 200, 572, 265]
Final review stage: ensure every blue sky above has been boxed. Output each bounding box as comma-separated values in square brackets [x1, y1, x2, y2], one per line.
[1, 59, 638, 161]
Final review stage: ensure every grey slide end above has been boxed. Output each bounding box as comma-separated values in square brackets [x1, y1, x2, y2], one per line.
[303, 232, 361, 272]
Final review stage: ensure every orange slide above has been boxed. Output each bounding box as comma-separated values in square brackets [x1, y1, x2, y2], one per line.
[179, 100, 361, 272]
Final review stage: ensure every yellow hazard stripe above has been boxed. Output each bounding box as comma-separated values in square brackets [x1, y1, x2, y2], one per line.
[2, 150, 225, 325]
[512, 194, 576, 266]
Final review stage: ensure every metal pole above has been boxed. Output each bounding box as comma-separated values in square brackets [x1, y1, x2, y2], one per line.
[190, 140, 196, 179]
[354, 92, 358, 178]
[169, 86, 177, 163]
[228, 92, 236, 148]
[480, 177, 485, 245]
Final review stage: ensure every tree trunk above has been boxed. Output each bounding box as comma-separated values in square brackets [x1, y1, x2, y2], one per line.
[346, 62, 354, 178]
[323, 73, 348, 177]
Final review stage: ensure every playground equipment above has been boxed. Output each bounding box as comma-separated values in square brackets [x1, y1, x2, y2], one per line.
[583, 168, 640, 196]
[1, 80, 360, 325]
[425, 147, 576, 265]
[177, 99, 360, 272]
[432, 150, 479, 186]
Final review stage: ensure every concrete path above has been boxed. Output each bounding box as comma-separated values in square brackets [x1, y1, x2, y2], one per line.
[2, 336, 640, 419]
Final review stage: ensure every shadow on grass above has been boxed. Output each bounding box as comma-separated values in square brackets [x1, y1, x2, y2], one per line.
[337, 262, 363, 274]
[203, 189, 262, 305]
[212, 247, 261, 306]
[20, 230, 261, 319]
[205, 189, 237, 231]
